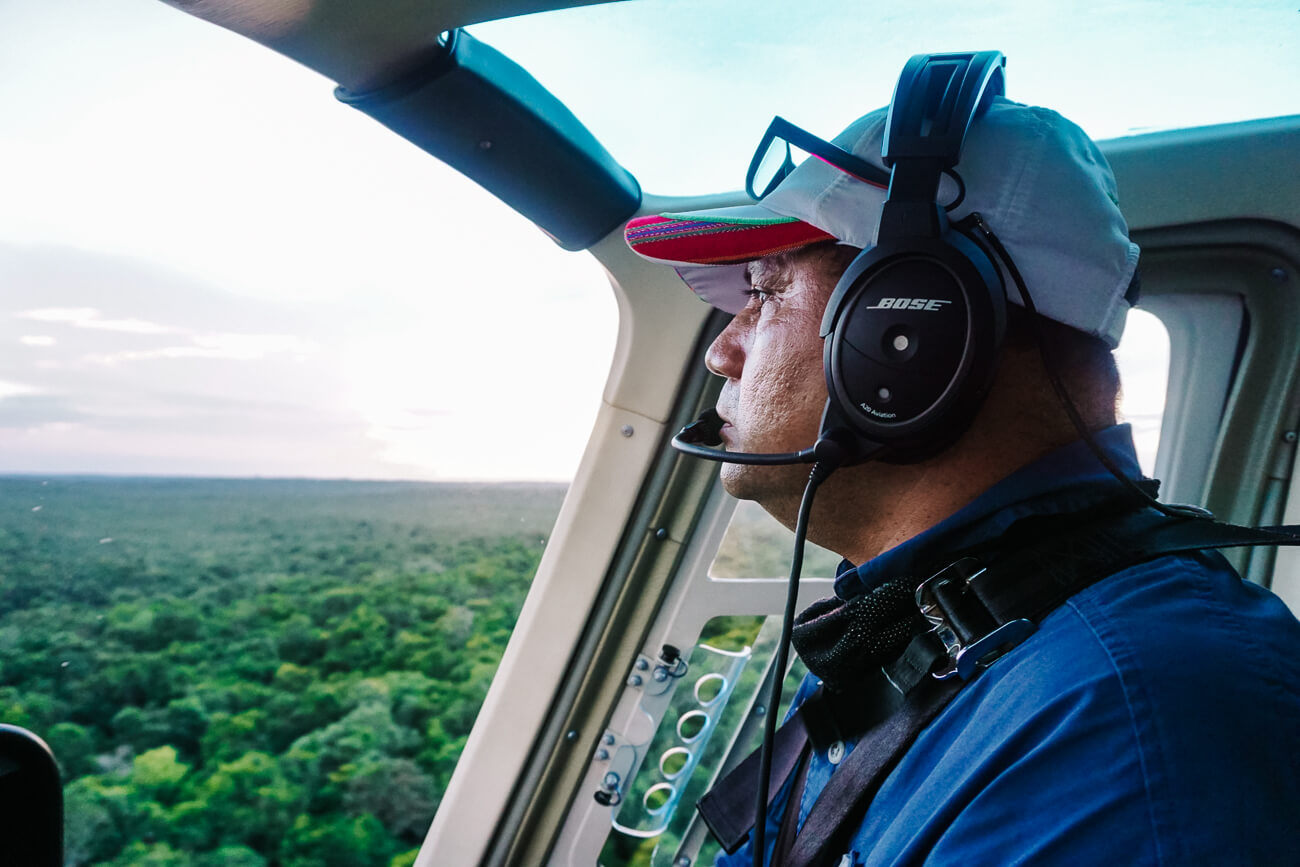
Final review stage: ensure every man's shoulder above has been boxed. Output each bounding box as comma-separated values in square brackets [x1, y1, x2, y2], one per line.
[1061, 549, 1300, 701]
[949, 549, 1300, 753]
[865, 550, 1300, 865]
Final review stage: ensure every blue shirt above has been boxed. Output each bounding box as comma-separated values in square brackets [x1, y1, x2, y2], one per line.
[719, 426, 1300, 866]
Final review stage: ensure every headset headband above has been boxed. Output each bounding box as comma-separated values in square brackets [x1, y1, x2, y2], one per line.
[884, 52, 1006, 167]
[877, 52, 1005, 239]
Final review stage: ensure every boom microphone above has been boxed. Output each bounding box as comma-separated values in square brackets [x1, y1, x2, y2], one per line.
[670, 405, 882, 467]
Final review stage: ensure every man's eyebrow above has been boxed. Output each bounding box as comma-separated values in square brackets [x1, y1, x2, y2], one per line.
[747, 260, 792, 293]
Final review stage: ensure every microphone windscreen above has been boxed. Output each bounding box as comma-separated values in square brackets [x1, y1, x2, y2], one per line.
[678, 409, 725, 447]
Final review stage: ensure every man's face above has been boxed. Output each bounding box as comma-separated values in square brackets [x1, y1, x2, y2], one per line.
[705, 247, 841, 505]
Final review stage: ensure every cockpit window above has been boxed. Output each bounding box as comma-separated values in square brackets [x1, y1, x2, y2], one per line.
[1115, 308, 1171, 477]
[475, 0, 1300, 195]
[1, 0, 1271, 863]
[3, 4, 615, 864]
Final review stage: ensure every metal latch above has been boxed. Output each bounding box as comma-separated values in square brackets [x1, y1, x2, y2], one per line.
[916, 558, 1037, 681]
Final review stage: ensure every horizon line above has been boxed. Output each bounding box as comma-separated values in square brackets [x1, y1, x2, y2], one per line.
[0, 471, 571, 485]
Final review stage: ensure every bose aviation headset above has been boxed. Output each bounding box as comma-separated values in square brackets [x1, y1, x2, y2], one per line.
[674, 51, 1010, 469]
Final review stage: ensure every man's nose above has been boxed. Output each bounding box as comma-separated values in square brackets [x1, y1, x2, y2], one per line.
[705, 319, 746, 379]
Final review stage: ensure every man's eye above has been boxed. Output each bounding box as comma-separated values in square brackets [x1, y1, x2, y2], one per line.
[745, 288, 776, 309]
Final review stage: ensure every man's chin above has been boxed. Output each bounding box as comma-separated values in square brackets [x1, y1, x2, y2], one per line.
[717, 461, 751, 499]
[719, 460, 804, 503]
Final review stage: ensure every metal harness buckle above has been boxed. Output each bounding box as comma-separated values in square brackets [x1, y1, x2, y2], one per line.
[915, 558, 1037, 681]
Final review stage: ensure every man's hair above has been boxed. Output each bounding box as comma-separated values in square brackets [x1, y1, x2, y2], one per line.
[802, 242, 860, 285]
[1006, 304, 1119, 392]
[1003, 304, 1120, 430]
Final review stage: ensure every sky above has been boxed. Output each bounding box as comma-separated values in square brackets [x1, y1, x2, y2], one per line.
[1, 0, 1295, 480]
[0, 0, 618, 481]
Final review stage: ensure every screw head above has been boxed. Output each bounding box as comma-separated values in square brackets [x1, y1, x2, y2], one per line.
[603, 771, 620, 788]
[603, 733, 616, 746]
[1270, 267, 1288, 282]
[565, 730, 578, 742]
[596, 748, 609, 761]
[620, 424, 635, 437]
[627, 674, 643, 687]
[754, 705, 767, 717]
[1285, 431, 1298, 444]
[655, 527, 669, 541]
[652, 667, 669, 682]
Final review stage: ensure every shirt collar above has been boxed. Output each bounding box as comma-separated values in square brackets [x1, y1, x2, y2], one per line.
[834, 425, 1145, 598]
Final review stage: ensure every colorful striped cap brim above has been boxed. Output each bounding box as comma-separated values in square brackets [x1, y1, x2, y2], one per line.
[624, 205, 834, 313]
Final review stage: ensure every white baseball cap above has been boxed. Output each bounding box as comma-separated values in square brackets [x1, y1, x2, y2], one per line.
[625, 97, 1140, 348]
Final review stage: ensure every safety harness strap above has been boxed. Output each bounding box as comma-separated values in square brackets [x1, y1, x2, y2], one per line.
[770, 742, 813, 867]
[973, 514, 1300, 626]
[776, 676, 962, 867]
[698, 511, 1300, 866]
[696, 710, 811, 855]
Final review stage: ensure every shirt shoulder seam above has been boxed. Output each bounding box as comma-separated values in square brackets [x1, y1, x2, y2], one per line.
[1065, 580, 1170, 865]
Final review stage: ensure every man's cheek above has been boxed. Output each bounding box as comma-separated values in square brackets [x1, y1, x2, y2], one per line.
[749, 359, 817, 406]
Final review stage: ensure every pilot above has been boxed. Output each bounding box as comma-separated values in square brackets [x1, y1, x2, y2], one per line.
[625, 86, 1300, 865]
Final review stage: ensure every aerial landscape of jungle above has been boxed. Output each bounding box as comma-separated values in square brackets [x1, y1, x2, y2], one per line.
[0, 476, 566, 866]
[0, 475, 835, 866]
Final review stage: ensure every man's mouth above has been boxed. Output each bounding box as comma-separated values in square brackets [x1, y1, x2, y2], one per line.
[715, 413, 734, 445]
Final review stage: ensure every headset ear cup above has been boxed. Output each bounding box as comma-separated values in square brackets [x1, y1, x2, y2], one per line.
[812, 51, 1011, 465]
[821, 231, 1005, 462]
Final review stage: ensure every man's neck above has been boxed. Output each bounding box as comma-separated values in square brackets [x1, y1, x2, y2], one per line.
[804, 434, 1065, 565]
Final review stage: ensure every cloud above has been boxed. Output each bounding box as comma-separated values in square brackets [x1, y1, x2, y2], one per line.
[85, 332, 318, 365]
[0, 381, 40, 400]
[0, 393, 84, 428]
[10, 298, 317, 366]
[16, 307, 96, 323]
[17, 307, 182, 335]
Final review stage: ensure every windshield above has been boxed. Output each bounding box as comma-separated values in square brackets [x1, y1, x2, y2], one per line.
[476, 0, 1300, 194]
[2, 2, 1292, 865]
